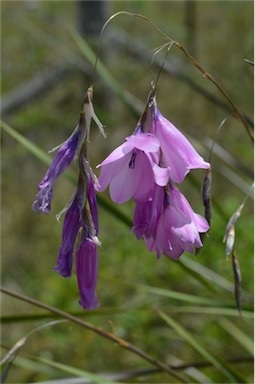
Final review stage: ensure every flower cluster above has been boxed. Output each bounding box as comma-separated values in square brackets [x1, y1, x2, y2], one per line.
[96, 88, 210, 259]
[33, 84, 211, 310]
[33, 87, 104, 309]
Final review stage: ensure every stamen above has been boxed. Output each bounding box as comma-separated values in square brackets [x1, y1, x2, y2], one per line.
[129, 152, 137, 169]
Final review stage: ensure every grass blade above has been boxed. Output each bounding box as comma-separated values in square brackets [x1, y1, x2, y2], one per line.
[69, 27, 143, 117]
[218, 317, 254, 355]
[139, 285, 226, 306]
[32, 355, 123, 384]
[158, 310, 248, 383]
[180, 255, 253, 301]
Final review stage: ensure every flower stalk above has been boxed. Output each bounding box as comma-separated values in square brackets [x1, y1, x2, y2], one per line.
[33, 87, 105, 309]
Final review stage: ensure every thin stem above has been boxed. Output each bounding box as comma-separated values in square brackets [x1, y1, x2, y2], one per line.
[94, 11, 253, 142]
[0, 286, 189, 383]
[208, 116, 230, 163]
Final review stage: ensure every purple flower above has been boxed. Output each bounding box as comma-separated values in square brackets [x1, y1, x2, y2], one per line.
[147, 93, 210, 184]
[32, 116, 86, 214]
[53, 149, 101, 309]
[33, 87, 105, 309]
[96, 133, 162, 203]
[96, 90, 210, 207]
[96, 88, 211, 260]
[53, 196, 82, 277]
[76, 238, 99, 310]
[132, 183, 209, 259]
[32, 86, 105, 214]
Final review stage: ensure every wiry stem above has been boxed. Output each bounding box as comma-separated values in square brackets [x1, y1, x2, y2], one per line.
[95, 11, 254, 143]
[0, 286, 189, 383]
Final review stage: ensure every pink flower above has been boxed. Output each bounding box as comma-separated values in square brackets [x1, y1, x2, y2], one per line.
[96, 133, 162, 203]
[132, 183, 209, 259]
[96, 87, 210, 259]
[147, 92, 210, 184]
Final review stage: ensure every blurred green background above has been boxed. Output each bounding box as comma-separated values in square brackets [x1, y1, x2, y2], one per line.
[1, 1, 253, 383]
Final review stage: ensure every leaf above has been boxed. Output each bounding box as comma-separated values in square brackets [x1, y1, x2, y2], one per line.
[158, 310, 248, 383]
[180, 255, 253, 302]
[163, 306, 253, 318]
[31, 355, 124, 384]
[138, 284, 226, 306]
[0, 320, 67, 383]
[218, 317, 254, 355]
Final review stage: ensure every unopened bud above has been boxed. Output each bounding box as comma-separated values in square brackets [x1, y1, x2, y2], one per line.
[223, 224, 235, 257]
[202, 168, 212, 225]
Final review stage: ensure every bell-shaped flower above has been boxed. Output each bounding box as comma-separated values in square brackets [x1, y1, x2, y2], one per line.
[96, 133, 161, 203]
[32, 125, 83, 214]
[53, 147, 101, 309]
[32, 86, 105, 214]
[146, 91, 210, 184]
[132, 183, 209, 259]
[76, 237, 100, 310]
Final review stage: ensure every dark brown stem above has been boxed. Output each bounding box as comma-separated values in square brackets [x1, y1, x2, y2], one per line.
[0, 286, 189, 383]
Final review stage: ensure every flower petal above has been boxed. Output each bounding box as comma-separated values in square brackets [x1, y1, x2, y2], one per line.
[96, 154, 129, 193]
[97, 142, 133, 167]
[76, 239, 100, 310]
[156, 111, 210, 183]
[151, 162, 170, 187]
[109, 151, 155, 204]
[170, 185, 209, 233]
[32, 128, 80, 214]
[53, 197, 81, 277]
[126, 133, 160, 152]
[87, 177, 99, 235]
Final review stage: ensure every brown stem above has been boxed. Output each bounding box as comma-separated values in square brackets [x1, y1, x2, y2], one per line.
[0, 286, 189, 383]
[98, 11, 254, 143]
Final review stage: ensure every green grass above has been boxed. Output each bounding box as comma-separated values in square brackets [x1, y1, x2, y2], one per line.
[1, 1, 253, 383]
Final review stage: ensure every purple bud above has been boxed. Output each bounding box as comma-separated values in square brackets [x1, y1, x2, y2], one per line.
[76, 239, 100, 310]
[53, 197, 81, 277]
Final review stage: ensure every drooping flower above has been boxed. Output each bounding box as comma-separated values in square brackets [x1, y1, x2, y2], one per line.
[33, 86, 104, 310]
[53, 148, 101, 310]
[76, 238, 100, 310]
[96, 86, 210, 259]
[132, 183, 209, 259]
[32, 123, 83, 214]
[146, 89, 211, 183]
[96, 88, 210, 206]
[96, 132, 162, 203]
[32, 86, 105, 214]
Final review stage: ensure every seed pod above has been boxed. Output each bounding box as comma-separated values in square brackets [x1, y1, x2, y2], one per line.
[202, 167, 212, 226]
[232, 250, 242, 314]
